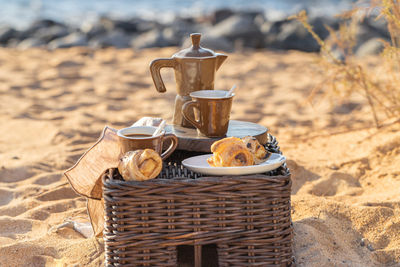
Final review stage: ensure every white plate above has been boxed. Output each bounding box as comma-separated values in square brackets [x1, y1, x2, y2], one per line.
[182, 153, 286, 176]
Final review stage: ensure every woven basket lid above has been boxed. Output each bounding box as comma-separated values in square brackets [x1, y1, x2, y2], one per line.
[173, 33, 215, 57]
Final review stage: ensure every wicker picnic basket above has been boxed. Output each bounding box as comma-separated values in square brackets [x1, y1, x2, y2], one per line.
[103, 134, 293, 266]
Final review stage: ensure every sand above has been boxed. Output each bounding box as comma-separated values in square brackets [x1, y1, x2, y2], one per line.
[0, 47, 399, 266]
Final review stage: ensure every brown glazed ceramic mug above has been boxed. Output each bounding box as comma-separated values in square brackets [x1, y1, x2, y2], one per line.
[181, 90, 234, 137]
[117, 126, 178, 160]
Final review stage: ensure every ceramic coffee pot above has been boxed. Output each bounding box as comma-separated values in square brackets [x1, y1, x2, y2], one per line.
[150, 33, 228, 127]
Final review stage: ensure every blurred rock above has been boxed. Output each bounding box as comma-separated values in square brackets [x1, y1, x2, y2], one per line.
[80, 21, 107, 39]
[254, 13, 266, 28]
[273, 20, 320, 52]
[99, 17, 137, 33]
[356, 37, 385, 57]
[0, 12, 393, 53]
[351, 21, 390, 55]
[208, 14, 264, 48]
[0, 26, 17, 44]
[112, 19, 140, 33]
[34, 25, 70, 43]
[261, 20, 285, 35]
[238, 10, 265, 20]
[163, 28, 182, 46]
[263, 17, 336, 51]
[17, 38, 46, 49]
[363, 16, 390, 39]
[182, 35, 234, 53]
[4, 39, 19, 48]
[211, 9, 235, 24]
[89, 30, 132, 48]
[133, 18, 160, 33]
[17, 19, 63, 40]
[48, 32, 88, 49]
[262, 20, 285, 47]
[32, 19, 60, 28]
[99, 17, 159, 33]
[356, 23, 382, 49]
[163, 17, 198, 46]
[131, 29, 171, 49]
[309, 16, 338, 39]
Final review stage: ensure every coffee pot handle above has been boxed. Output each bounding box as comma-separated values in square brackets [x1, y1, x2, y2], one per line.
[149, 58, 176, 93]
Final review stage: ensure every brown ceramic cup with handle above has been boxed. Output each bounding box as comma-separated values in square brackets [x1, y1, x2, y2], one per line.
[182, 90, 234, 137]
[117, 126, 178, 160]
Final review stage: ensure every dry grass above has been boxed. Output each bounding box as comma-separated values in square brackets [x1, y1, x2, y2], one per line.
[290, 0, 400, 127]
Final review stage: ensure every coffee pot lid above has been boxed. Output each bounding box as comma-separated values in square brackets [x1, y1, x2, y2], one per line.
[173, 33, 216, 58]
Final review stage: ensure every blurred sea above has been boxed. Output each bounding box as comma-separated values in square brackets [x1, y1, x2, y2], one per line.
[0, 0, 357, 29]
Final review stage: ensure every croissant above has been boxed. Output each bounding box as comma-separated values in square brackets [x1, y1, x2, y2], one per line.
[207, 137, 254, 167]
[241, 136, 271, 164]
[118, 149, 162, 181]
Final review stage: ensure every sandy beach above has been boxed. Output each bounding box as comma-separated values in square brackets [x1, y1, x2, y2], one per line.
[0, 47, 399, 266]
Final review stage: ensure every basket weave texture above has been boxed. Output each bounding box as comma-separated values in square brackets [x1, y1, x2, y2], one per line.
[103, 134, 293, 266]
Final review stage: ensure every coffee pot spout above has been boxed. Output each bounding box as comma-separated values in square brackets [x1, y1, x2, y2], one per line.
[215, 53, 228, 71]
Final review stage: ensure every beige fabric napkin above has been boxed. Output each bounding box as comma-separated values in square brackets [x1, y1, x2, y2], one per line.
[64, 117, 163, 237]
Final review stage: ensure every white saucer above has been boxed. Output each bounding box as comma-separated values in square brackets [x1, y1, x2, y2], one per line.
[182, 153, 286, 176]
